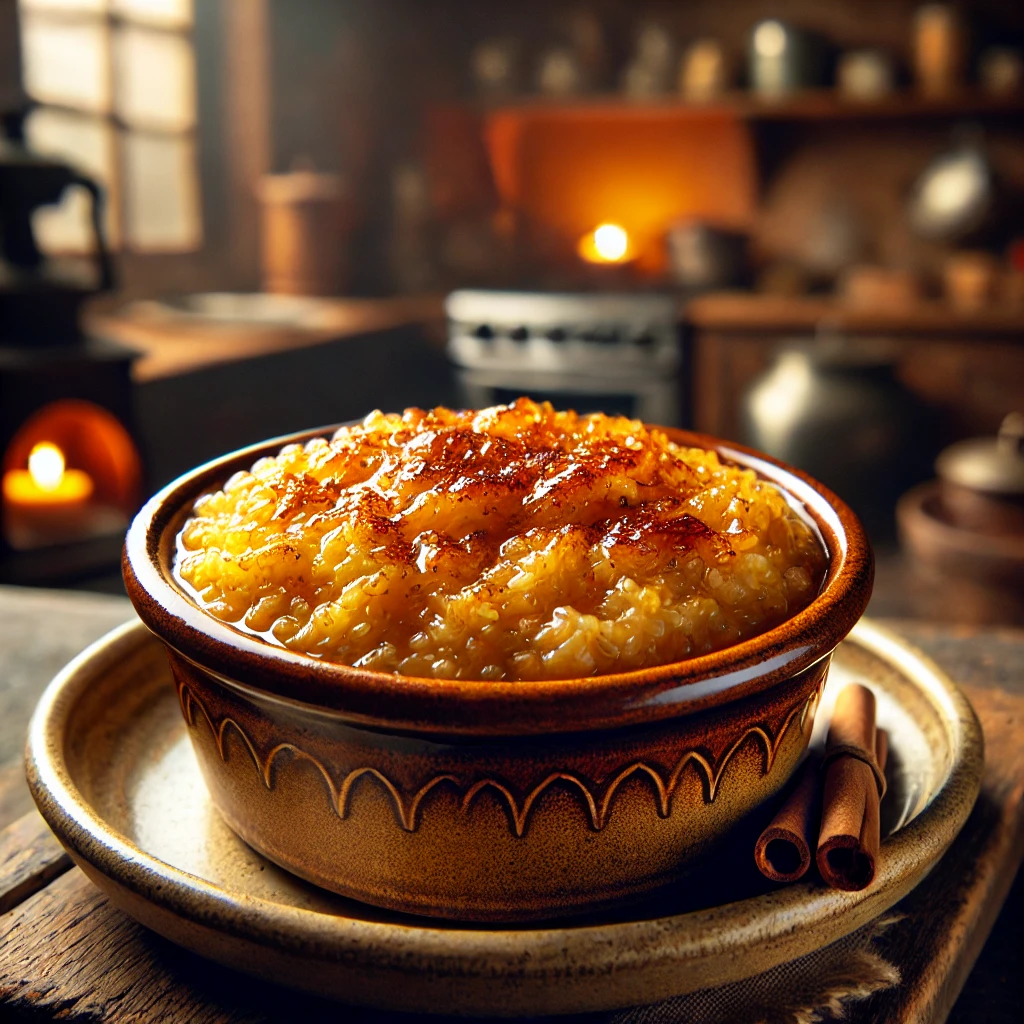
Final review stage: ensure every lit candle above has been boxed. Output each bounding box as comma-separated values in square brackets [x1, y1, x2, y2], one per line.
[578, 222, 632, 264]
[2, 442, 94, 545]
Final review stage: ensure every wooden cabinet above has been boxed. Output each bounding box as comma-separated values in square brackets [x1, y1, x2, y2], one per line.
[687, 294, 1024, 443]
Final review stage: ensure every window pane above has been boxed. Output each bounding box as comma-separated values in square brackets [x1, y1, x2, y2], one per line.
[19, 0, 107, 12]
[26, 108, 118, 251]
[1, 1, 23, 114]
[123, 131, 201, 250]
[114, 24, 195, 130]
[111, 0, 191, 27]
[20, 12, 110, 111]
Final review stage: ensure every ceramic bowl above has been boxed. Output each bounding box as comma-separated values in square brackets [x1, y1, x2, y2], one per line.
[122, 426, 873, 922]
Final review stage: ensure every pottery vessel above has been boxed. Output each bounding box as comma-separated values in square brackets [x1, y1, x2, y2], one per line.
[123, 426, 873, 922]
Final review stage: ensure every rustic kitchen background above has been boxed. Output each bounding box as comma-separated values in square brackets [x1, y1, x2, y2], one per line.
[1, 0, 1022, 619]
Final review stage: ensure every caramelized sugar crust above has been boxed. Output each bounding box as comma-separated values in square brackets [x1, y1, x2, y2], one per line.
[177, 400, 827, 681]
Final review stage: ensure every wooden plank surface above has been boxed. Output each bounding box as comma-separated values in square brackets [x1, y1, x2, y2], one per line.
[0, 758, 35, 832]
[865, 684, 1024, 1023]
[885, 620, 1024, 1023]
[0, 587, 133, 769]
[0, 586, 133, 835]
[0, 809, 71, 916]
[0, 868, 379, 1024]
[0, 624, 1021, 1023]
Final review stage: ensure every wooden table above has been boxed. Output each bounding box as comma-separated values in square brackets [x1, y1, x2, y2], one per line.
[0, 585, 1022, 1023]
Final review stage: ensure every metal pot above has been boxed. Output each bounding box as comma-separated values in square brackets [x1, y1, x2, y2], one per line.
[665, 222, 748, 291]
[908, 129, 998, 243]
[742, 338, 938, 540]
[935, 412, 1024, 534]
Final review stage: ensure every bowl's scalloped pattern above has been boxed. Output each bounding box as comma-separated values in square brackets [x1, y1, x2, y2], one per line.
[178, 680, 817, 837]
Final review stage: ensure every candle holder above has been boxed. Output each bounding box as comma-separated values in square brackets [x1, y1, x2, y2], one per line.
[0, 338, 143, 584]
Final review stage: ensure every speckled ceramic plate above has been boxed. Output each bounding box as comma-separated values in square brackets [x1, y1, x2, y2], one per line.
[26, 618, 981, 1017]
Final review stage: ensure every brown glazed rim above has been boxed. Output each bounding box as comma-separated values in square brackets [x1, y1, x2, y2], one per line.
[122, 424, 873, 737]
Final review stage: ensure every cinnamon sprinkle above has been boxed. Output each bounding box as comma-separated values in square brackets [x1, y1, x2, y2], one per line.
[177, 400, 827, 680]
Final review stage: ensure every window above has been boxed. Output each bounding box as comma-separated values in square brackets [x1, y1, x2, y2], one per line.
[19, 0, 202, 254]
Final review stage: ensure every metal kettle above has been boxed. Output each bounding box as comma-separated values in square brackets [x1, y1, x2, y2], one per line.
[0, 115, 114, 346]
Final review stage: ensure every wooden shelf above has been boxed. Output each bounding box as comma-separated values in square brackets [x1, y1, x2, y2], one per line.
[685, 293, 1024, 336]
[478, 90, 1024, 123]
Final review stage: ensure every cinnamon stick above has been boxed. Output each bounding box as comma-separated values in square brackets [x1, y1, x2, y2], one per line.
[816, 684, 888, 891]
[754, 755, 821, 882]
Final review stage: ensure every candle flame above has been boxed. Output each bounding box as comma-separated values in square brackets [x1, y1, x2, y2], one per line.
[28, 442, 66, 492]
[578, 223, 631, 264]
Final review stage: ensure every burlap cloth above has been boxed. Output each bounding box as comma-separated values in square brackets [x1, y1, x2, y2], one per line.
[607, 915, 900, 1024]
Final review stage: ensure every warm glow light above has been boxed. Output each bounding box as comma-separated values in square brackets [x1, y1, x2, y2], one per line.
[28, 442, 66, 492]
[578, 223, 631, 264]
[594, 223, 629, 260]
[2, 439, 93, 523]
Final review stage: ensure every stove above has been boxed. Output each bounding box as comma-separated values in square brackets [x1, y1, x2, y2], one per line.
[446, 290, 687, 424]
